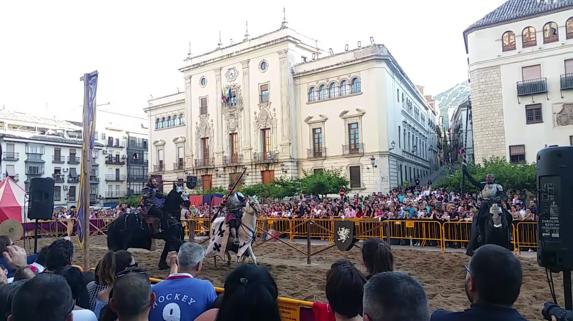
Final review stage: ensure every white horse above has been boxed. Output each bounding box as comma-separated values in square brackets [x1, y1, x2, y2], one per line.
[206, 196, 261, 265]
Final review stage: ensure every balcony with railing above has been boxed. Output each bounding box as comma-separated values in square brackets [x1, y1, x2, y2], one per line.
[153, 163, 164, 172]
[25, 167, 44, 176]
[105, 191, 126, 198]
[25, 153, 44, 163]
[52, 155, 65, 164]
[307, 147, 327, 159]
[127, 141, 148, 149]
[223, 154, 243, 166]
[105, 156, 125, 165]
[52, 174, 65, 183]
[342, 143, 364, 156]
[67, 156, 80, 164]
[173, 160, 186, 171]
[128, 158, 148, 166]
[90, 175, 99, 183]
[195, 158, 215, 169]
[128, 174, 147, 182]
[105, 174, 126, 182]
[516, 78, 548, 96]
[561, 73, 573, 91]
[106, 141, 124, 148]
[2, 152, 19, 161]
[253, 151, 279, 164]
[67, 176, 80, 184]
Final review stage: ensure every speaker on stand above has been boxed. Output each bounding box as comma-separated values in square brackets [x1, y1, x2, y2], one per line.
[28, 177, 55, 253]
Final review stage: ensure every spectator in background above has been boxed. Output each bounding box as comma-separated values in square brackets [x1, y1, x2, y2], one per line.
[325, 260, 366, 321]
[56, 266, 97, 321]
[0, 281, 25, 321]
[149, 242, 216, 321]
[9, 273, 75, 321]
[108, 272, 154, 321]
[430, 244, 527, 321]
[363, 272, 429, 321]
[362, 238, 394, 279]
[45, 239, 74, 271]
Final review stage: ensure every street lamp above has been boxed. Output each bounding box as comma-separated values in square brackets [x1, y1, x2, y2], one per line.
[370, 156, 377, 168]
[389, 141, 396, 151]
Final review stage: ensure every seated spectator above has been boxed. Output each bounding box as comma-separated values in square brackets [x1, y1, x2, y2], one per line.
[150, 242, 216, 321]
[362, 238, 394, 279]
[363, 272, 429, 321]
[0, 241, 34, 279]
[86, 250, 134, 313]
[195, 264, 280, 321]
[430, 244, 527, 321]
[56, 266, 97, 321]
[0, 281, 25, 321]
[326, 260, 366, 321]
[9, 273, 75, 321]
[45, 239, 74, 271]
[30, 246, 49, 273]
[109, 272, 154, 321]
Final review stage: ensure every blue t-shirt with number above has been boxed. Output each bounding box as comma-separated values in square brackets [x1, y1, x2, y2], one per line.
[149, 274, 217, 321]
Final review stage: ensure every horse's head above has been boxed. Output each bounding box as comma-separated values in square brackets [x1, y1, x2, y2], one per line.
[245, 195, 261, 216]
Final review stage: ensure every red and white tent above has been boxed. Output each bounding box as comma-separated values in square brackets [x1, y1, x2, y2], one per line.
[0, 177, 25, 222]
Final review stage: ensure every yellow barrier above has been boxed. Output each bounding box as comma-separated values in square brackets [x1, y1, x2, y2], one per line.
[382, 220, 443, 249]
[353, 219, 383, 240]
[442, 221, 473, 250]
[291, 219, 334, 241]
[515, 221, 537, 253]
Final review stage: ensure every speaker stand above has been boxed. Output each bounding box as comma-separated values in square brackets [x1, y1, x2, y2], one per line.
[564, 270, 572, 310]
[33, 219, 39, 254]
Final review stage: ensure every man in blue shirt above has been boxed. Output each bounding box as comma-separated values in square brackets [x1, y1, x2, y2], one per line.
[430, 244, 528, 321]
[149, 242, 217, 321]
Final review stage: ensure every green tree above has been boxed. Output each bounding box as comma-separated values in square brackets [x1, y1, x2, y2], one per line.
[119, 195, 141, 207]
[300, 169, 348, 197]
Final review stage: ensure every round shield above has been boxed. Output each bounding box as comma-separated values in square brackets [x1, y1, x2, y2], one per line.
[334, 220, 356, 251]
[0, 220, 23, 241]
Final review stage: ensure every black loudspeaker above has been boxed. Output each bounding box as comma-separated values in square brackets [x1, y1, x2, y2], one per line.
[186, 176, 197, 189]
[537, 146, 573, 272]
[28, 177, 55, 220]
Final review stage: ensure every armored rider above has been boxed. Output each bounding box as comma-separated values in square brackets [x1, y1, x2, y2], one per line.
[223, 183, 246, 245]
[142, 177, 166, 224]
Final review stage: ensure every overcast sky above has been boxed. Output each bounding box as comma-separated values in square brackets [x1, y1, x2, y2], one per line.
[0, 0, 505, 121]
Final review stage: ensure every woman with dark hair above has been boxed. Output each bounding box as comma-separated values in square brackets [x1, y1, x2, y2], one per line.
[195, 264, 281, 321]
[362, 238, 394, 279]
[56, 266, 97, 321]
[0, 281, 25, 321]
[326, 260, 366, 321]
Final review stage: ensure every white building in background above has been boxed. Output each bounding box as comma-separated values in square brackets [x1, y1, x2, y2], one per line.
[464, 0, 573, 164]
[145, 22, 438, 193]
[449, 99, 474, 164]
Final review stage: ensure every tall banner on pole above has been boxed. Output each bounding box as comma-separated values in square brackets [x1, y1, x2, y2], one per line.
[77, 71, 98, 270]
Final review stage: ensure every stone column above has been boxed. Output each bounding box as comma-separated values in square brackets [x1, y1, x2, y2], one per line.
[184, 75, 194, 169]
[215, 68, 223, 164]
[278, 49, 291, 156]
[241, 59, 252, 162]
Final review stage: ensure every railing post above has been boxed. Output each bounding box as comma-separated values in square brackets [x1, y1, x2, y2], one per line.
[306, 220, 311, 265]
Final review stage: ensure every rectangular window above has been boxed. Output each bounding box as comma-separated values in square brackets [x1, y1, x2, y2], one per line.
[261, 128, 271, 156]
[107, 136, 114, 146]
[348, 122, 360, 152]
[349, 166, 361, 188]
[261, 170, 275, 185]
[397, 89, 400, 102]
[201, 175, 212, 191]
[570, 136, 573, 146]
[509, 145, 526, 164]
[522, 65, 541, 81]
[259, 84, 269, 103]
[525, 104, 543, 124]
[68, 186, 76, 202]
[312, 128, 323, 157]
[398, 126, 401, 148]
[6, 165, 15, 176]
[177, 146, 184, 167]
[200, 97, 208, 115]
[229, 133, 238, 161]
[6, 143, 14, 153]
[54, 186, 61, 202]
[313, 168, 324, 175]
[201, 138, 210, 160]
[566, 59, 573, 74]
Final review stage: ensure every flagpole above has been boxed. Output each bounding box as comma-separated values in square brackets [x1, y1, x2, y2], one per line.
[81, 73, 91, 270]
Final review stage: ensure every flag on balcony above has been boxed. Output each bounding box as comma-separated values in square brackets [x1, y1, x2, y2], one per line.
[77, 71, 98, 246]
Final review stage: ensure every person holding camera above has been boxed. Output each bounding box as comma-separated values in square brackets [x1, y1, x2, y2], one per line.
[430, 244, 528, 321]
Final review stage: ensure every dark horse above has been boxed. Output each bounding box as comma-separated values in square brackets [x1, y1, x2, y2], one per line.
[106, 187, 185, 268]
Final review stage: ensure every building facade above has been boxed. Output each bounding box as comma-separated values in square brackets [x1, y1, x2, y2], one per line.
[145, 24, 438, 193]
[126, 132, 149, 195]
[464, 0, 573, 164]
[449, 99, 474, 164]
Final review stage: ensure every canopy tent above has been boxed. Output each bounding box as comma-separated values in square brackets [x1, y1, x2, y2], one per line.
[0, 177, 25, 222]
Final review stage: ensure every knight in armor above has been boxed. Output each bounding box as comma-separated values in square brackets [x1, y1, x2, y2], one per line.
[223, 183, 246, 245]
[463, 166, 512, 256]
[142, 177, 166, 222]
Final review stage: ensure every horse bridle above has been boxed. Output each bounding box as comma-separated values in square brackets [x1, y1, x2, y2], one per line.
[246, 198, 259, 215]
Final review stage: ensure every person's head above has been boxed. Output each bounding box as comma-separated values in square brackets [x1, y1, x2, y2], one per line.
[0, 281, 25, 321]
[148, 177, 158, 188]
[35, 246, 50, 267]
[0, 237, 12, 255]
[363, 272, 428, 321]
[326, 260, 366, 319]
[362, 239, 394, 276]
[110, 272, 153, 321]
[465, 244, 522, 306]
[13, 268, 34, 282]
[217, 264, 280, 321]
[485, 174, 495, 184]
[55, 266, 85, 302]
[177, 242, 205, 274]
[9, 273, 74, 321]
[46, 239, 74, 271]
[95, 250, 135, 286]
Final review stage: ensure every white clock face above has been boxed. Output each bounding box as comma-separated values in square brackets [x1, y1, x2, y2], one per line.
[225, 67, 238, 82]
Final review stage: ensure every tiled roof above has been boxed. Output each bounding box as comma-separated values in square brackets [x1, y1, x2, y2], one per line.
[465, 0, 573, 33]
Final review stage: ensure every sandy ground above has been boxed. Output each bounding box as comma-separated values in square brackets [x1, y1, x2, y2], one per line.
[20, 235, 561, 321]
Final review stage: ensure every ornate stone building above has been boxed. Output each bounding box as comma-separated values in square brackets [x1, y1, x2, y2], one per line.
[145, 22, 438, 193]
[464, 0, 573, 164]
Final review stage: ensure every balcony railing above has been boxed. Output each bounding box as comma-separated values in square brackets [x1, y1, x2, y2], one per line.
[127, 142, 148, 149]
[128, 175, 148, 182]
[253, 151, 279, 164]
[90, 175, 99, 183]
[516, 78, 548, 96]
[105, 174, 126, 182]
[173, 160, 186, 171]
[106, 142, 124, 148]
[67, 156, 80, 164]
[128, 158, 148, 165]
[153, 164, 164, 172]
[25, 168, 44, 176]
[52, 155, 65, 163]
[67, 176, 80, 184]
[223, 154, 243, 166]
[105, 157, 125, 165]
[25, 153, 44, 163]
[307, 147, 327, 159]
[52, 174, 65, 183]
[195, 158, 215, 168]
[105, 191, 126, 198]
[2, 152, 19, 161]
[561, 73, 573, 91]
[342, 143, 364, 156]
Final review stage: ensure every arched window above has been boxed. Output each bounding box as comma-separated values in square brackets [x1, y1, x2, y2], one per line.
[501, 31, 516, 51]
[161, 117, 167, 128]
[543, 22, 559, 43]
[328, 82, 338, 98]
[340, 80, 350, 96]
[351, 78, 361, 94]
[567, 17, 573, 39]
[174, 115, 180, 126]
[179, 114, 185, 125]
[522, 26, 537, 48]
[319, 85, 328, 100]
[308, 87, 316, 102]
[155, 118, 160, 129]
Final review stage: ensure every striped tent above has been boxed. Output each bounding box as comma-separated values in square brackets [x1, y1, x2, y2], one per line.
[0, 177, 25, 222]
